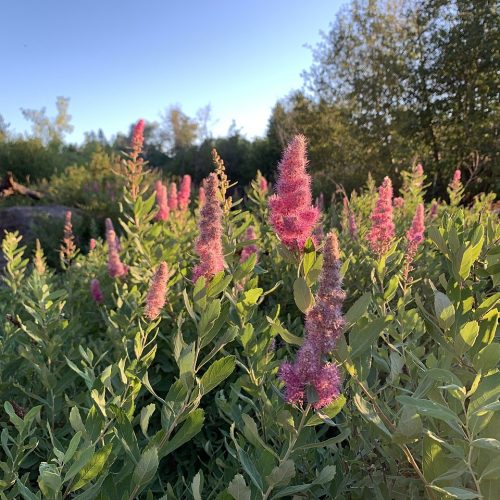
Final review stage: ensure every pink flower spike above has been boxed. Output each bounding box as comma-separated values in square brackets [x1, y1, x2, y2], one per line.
[367, 176, 395, 257]
[393, 197, 405, 208]
[259, 176, 268, 193]
[240, 226, 259, 263]
[192, 173, 226, 282]
[155, 181, 169, 221]
[131, 119, 145, 153]
[107, 230, 128, 278]
[450, 169, 462, 191]
[89, 238, 97, 251]
[414, 163, 424, 177]
[268, 135, 320, 252]
[430, 201, 438, 219]
[168, 182, 178, 211]
[348, 211, 358, 239]
[145, 262, 169, 320]
[403, 203, 426, 282]
[178, 175, 192, 211]
[90, 278, 104, 304]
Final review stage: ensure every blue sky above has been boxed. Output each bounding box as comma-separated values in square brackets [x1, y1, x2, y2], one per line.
[0, 0, 343, 143]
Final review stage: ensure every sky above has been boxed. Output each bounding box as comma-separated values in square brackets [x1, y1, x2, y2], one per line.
[0, 0, 343, 144]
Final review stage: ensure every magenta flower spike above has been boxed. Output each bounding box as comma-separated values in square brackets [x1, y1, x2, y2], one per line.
[178, 175, 192, 211]
[131, 119, 145, 154]
[430, 201, 438, 219]
[393, 197, 405, 208]
[106, 229, 128, 278]
[145, 262, 169, 320]
[268, 135, 320, 252]
[192, 173, 226, 282]
[367, 176, 395, 257]
[89, 238, 97, 251]
[450, 169, 462, 191]
[403, 203, 426, 282]
[280, 232, 345, 409]
[348, 211, 358, 239]
[168, 182, 178, 211]
[259, 176, 268, 193]
[155, 180, 169, 221]
[90, 278, 104, 304]
[240, 226, 258, 263]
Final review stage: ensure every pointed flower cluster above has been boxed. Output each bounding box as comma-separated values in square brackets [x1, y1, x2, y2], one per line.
[450, 169, 462, 191]
[106, 222, 127, 278]
[155, 180, 169, 221]
[348, 211, 358, 239]
[268, 135, 320, 252]
[178, 175, 192, 211]
[192, 173, 226, 282]
[280, 232, 344, 409]
[198, 186, 206, 207]
[367, 177, 395, 257]
[240, 226, 258, 263]
[430, 201, 439, 219]
[90, 279, 104, 304]
[168, 182, 178, 211]
[60, 211, 76, 265]
[413, 163, 424, 187]
[145, 262, 169, 320]
[393, 197, 405, 208]
[131, 119, 145, 158]
[402, 203, 425, 282]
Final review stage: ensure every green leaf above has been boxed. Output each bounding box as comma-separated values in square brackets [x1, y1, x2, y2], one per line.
[345, 292, 371, 326]
[199, 356, 235, 395]
[456, 321, 479, 355]
[227, 474, 251, 500]
[383, 275, 399, 302]
[293, 277, 314, 313]
[306, 395, 346, 426]
[473, 344, 500, 372]
[192, 470, 203, 500]
[162, 408, 205, 457]
[434, 291, 455, 330]
[266, 460, 295, 487]
[69, 443, 112, 492]
[481, 455, 500, 480]
[353, 393, 391, 437]
[428, 485, 480, 499]
[198, 299, 221, 337]
[459, 227, 484, 279]
[267, 317, 303, 346]
[131, 447, 159, 491]
[242, 288, 263, 306]
[64, 431, 82, 463]
[140, 404, 156, 437]
[230, 424, 263, 492]
[471, 438, 500, 452]
[349, 317, 387, 359]
[313, 465, 336, 484]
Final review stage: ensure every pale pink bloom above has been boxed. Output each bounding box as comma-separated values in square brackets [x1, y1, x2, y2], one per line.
[450, 169, 462, 191]
[403, 203, 425, 281]
[280, 232, 344, 409]
[367, 177, 395, 257]
[259, 176, 268, 193]
[89, 238, 97, 251]
[168, 182, 178, 211]
[348, 211, 358, 239]
[155, 180, 169, 221]
[105, 218, 121, 251]
[268, 135, 320, 252]
[198, 186, 206, 207]
[393, 197, 405, 208]
[60, 211, 76, 263]
[90, 278, 104, 304]
[240, 226, 258, 263]
[414, 163, 424, 177]
[192, 173, 226, 282]
[145, 262, 169, 320]
[178, 175, 192, 211]
[430, 201, 438, 219]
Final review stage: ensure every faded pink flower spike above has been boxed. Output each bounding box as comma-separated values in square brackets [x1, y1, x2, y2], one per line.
[105, 218, 121, 251]
[145, 262, 169, 320]
[240, 226, 258, 263]
[155, 180, 169, 221]
[192, 173, 226, 282]
[280, 232, 344, 409]
[178, 175, 192, 211]
[450, 169, 462, 191]
[198, 186, 206, 207]
[89, 238, 97, 251]
[430, 201, 439, 219]
[315, 192, 325, 212]
[414, 163, 424, 177]
[348, 211, 358, 239]
[367, 177, 395, 257]
[403, 203, 426, 282]
[168, 182, 178, 211]
[60, 210, 76, 264]
[268, 135, 320, 252]
[90, 278, 104, 304]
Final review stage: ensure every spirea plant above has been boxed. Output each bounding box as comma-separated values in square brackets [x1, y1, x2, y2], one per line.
[0, 131, 498, 499]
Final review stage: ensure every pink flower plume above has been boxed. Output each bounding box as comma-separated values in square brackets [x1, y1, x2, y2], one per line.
[192, 173, 226, 282]
[268, 135, 320, 252]
[168, 182, 178, 211]
[145, 262, 169, 320]
[90, 279, 104, 304]
[155, 180, 169, 221]
[367, 176, 395, 257]
[178, 175, 192, 211]
[240, 226, 258, 263]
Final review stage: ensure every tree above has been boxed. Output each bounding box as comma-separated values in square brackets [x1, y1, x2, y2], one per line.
[21, 96, 74, 145]
[160, 105, 199, 153]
